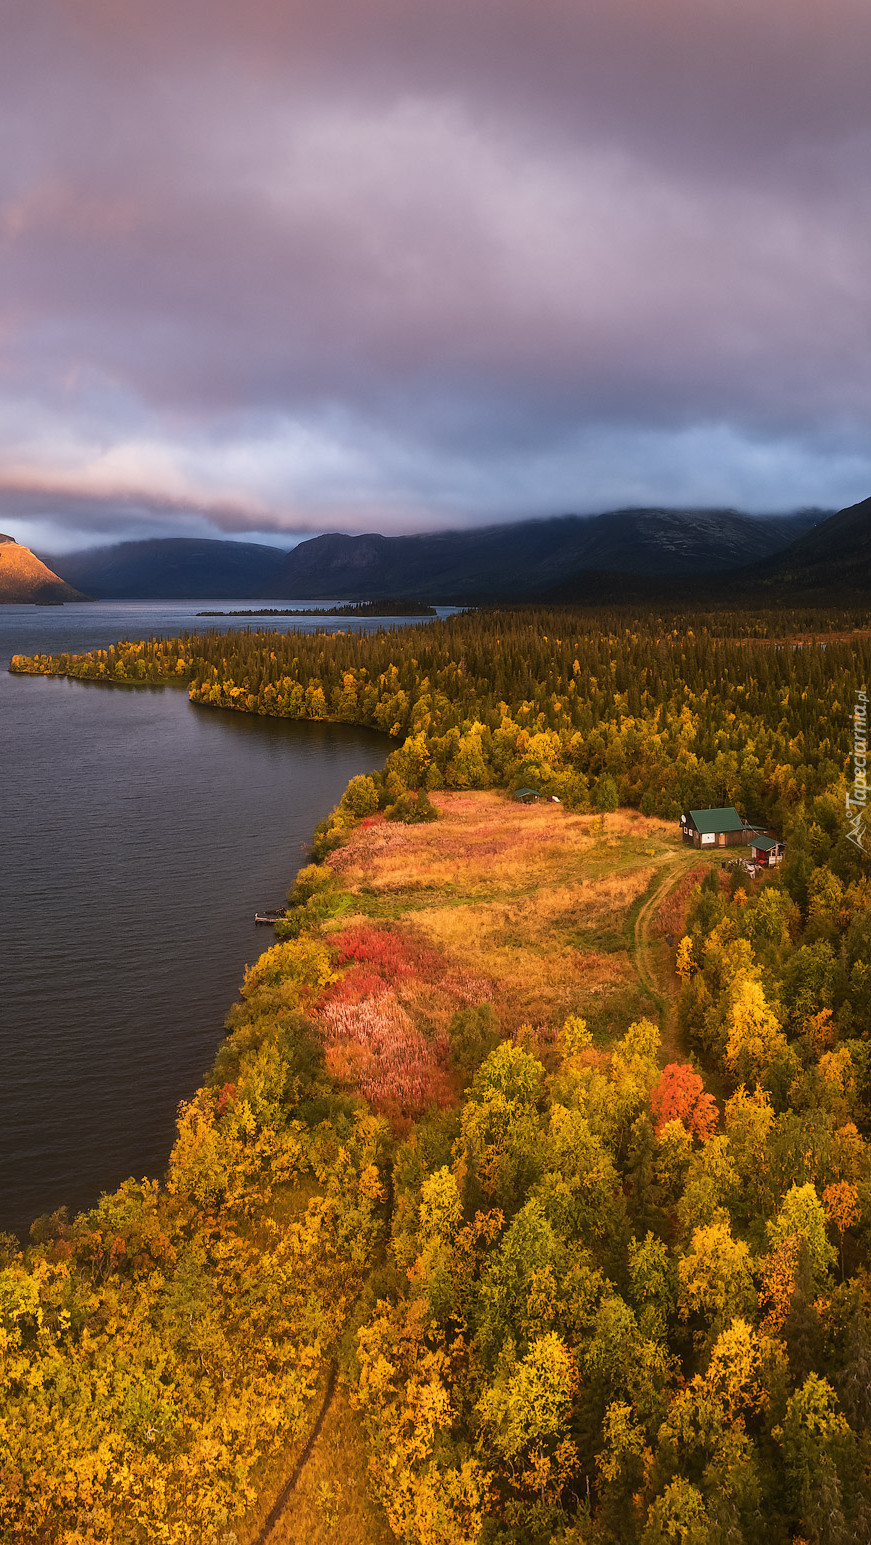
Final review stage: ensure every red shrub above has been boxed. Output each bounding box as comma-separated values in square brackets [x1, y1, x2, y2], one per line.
[330, 922, 445, 984]
[333, 923, 416, 978]
[313, 921, 483, 1114]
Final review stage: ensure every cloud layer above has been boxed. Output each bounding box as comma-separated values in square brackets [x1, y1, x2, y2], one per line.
[2, 0, 870, 548]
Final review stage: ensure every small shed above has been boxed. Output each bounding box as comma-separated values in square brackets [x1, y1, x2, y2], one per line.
[681, 807, 748, 849]
[514, 787, 540, 804]
[750, 834, 784, 868]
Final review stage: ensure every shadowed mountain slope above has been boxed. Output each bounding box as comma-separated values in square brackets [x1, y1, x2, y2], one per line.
[266, 508, 822, 601]
[738, 495, 871, 596]
[46, 537, 290, 600]
[46, 508, 825, 603]
[543, 497, 871, 604]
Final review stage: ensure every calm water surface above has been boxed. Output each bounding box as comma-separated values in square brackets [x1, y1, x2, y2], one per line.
[0, 601, 404, 1238]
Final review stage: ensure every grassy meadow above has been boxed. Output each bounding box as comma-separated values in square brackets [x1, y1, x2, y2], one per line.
[314, 795, 690, 1112]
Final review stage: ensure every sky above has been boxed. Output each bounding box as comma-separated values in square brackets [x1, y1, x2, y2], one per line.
[2, 0, 870, 553]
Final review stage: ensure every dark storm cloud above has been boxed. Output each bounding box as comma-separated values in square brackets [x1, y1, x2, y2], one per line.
[1, 0, 870, 547]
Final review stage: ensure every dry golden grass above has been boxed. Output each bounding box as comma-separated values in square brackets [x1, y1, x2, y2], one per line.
[244, 1385, 394, 1545]
[333, 795, 672, 897]
[326, 794, 676, 1035]
[416, 888, 642, 1031]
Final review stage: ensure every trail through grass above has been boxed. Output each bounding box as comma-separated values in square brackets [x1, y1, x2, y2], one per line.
[242, 1380, 395, 1545]
[632, 847, 721, 1063]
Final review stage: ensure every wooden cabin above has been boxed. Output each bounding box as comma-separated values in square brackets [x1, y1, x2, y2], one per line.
[680, 807, 749, 848]
[750, 834, 784, 868]
[514, 787, 540, 804]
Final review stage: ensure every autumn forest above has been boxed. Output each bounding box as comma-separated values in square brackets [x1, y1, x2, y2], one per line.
[6, 605, 871, 1545]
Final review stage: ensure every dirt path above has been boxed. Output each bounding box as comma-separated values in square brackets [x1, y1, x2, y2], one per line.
[245, 1163, 396, 1545]
[255, 1386, 395, 1545]
[632, 848, 717, 1063]
[251, 1363, 338, 1545]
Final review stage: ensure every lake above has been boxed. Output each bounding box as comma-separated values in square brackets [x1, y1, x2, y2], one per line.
[0, 601, 405, 1239]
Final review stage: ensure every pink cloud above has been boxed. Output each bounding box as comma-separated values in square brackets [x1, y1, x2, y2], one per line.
[1, 0, 870, 544]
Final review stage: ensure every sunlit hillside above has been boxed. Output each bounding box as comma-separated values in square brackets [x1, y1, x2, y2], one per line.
[0, 536, 86, 603]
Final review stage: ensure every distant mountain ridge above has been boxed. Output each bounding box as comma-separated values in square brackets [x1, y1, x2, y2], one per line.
[45, 537, 290, 600]
[266, 508, 824, 601]
[0, 534, 88, 603]
[46, 508, 826, 602]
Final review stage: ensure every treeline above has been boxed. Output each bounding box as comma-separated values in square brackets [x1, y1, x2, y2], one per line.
[10, 607, 869, 836]
[196, 600, 438, 618]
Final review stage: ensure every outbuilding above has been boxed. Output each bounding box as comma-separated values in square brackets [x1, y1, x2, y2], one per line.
[514, 787, 540, 804]
[750, 834, 784, 868]
[680, 807, 748, 848]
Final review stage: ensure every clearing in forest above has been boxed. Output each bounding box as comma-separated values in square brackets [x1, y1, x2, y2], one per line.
[318, 794, 691, 1109]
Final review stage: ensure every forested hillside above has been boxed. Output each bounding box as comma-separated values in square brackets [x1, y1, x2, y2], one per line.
[5, 606, 871, 1545]
[45, 536, 290, 600]
[739, 495, 871, 599]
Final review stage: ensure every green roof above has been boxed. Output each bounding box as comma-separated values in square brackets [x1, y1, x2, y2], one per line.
[751, 834, 778, 851]
[687, 806, 745, 834]
[514, 787, 539, 798]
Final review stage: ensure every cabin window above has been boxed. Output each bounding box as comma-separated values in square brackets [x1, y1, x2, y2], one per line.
[701, 832, 715, 845]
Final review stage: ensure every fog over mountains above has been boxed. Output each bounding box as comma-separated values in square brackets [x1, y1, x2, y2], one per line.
[43, 507, 826, 603]
[5, 497, 871, 606]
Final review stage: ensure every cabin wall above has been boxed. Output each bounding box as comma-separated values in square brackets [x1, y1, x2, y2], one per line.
[681, 816, 754, 848]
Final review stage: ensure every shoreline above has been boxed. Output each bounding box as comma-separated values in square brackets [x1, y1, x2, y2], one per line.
[2, 652, 393, 1241]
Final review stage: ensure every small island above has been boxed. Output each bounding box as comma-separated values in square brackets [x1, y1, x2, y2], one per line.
[196, 599, 438, 618]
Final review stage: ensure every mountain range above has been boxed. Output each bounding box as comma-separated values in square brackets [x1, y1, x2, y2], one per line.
[40, 506, 827, 603]
[1, 498, 865, 604]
